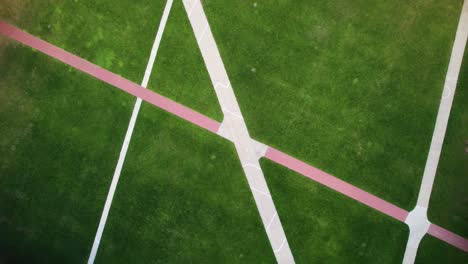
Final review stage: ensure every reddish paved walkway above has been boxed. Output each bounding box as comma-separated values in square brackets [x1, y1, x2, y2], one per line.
[428, 224, 468, 252]
[1, 20, 467, 253]
[265, 147, 409, 222]
[0, 21, 220, 134]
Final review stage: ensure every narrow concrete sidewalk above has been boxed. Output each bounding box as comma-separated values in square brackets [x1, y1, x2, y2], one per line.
[182, 0, 295, 262]
[87, 1, 174, 263]
[402, 1, 468, 263]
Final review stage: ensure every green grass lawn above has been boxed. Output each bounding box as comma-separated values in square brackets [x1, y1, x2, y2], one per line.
[0, 40, 134, 263]
[94, 104, 274, 263]
[148, 0, 223, 121]
[427, 49, 468, 237]
[416, 235, 468, 263]
[203, 0, 464, 210]
[260, 158, 408, 263]
[1, 0, 466, 262]
[1, 0, 166, 83]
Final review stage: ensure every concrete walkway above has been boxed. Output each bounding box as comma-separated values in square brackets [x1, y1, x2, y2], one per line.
[182, 0, 295, 262]
[86, 1, 174, 262]
[402, 1, 468, 263]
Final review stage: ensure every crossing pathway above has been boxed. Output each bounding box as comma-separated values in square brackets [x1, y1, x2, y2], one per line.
[182, 0, 295, 262]
[402, 1, 468, 263]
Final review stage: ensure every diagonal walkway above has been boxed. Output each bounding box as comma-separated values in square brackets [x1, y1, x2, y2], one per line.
[182, 0, 294, 262]
[86, 0, 174, 262]
[402, 1, 468, 263]
[265, 147, 409, 222]
[1, 19, 467, 255]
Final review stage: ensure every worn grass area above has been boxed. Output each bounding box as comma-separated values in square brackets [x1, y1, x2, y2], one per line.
[148, 0, 223, 121]
[0, 40, 133, 263]
[415, 235, 468, 263]
[260, 159, 408, 263]
[204, 0, 463, 209]
[0, 0, 166, 83]
[95, 104, 274, 263]
[428, 49, 468, 237]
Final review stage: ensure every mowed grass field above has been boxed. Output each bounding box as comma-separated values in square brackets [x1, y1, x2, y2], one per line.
[0, 40, 134, 263]
[261, 159, 408, 263]
[203, 0, 463, 211]
[95, 105, 274, 263]
[0, 0, 163, 262]
[1, 0, 467, 263]
[427, 49, 468, 238]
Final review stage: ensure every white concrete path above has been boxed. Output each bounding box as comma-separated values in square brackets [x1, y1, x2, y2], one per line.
[87, 1, 174, 263]
[402, 1, 468, 263]
[182, 0, 295, 263]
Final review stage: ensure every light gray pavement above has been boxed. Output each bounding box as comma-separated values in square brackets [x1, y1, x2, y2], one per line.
[402, 1, 468, 263]
[87, 1, 174, 263]
[182, 0, 295, 262]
